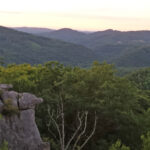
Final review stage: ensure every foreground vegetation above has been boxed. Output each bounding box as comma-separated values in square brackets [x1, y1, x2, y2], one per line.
[0, 61, 150, 150]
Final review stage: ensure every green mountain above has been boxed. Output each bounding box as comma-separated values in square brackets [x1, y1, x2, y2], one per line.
[37, 29, 150, 48]
[85, 29, 150, 48]
[3, 26, 150, 68]
[0, 26, 97, 66]
[39, 28, 87, 45]
[36, 28, 150, 68]
[113, 46, 150, 67]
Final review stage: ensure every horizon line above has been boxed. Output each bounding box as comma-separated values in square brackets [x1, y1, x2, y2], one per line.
[2, 25, 150, 32]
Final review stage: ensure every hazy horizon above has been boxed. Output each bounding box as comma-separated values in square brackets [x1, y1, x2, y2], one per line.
[1, 0, 150, 31]
[4, 26, 150, 32]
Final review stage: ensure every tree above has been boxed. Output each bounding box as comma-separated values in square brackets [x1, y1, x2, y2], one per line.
[141, 132, 150, 150]
[47, 89, 97, 150]
[109, 140, 130, 150]
[0, 61, 147, 150]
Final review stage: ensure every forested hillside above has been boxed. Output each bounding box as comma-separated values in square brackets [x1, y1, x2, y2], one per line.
[33, 28, 150, 68]
[37, 28, 150, 49]
[1, 26, 150, 68]
[39, 28, 87, 44]
[0, 26, 96, 66]
[114, 46, 150, 67]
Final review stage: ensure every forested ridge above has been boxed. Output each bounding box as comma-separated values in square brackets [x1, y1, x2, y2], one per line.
[0, 26, 96, 66]
[10, 27, 150, 68]
[0, 61, 150, 150]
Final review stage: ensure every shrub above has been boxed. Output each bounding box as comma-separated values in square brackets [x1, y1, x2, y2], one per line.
[0, 141, 8, 150]
[2, 99, 19, 117]
[141, 132, 150, 150]
[109, 140, 130, 150]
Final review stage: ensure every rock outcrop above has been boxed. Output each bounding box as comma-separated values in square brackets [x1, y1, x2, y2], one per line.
[0, 84, 50, 150]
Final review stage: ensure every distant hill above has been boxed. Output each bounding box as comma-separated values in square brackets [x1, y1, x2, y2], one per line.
[5, 26, 150, 68]
[39, 28, 87, 45]
[37, 29, 150, 47]
[13, 27, 54, 34]
[37, 28, 150, 68]
[113, 46, 150, 67]
[37, 28, 150, 51]
[85, 30, 150, 50]
[0, 26, 97, 66]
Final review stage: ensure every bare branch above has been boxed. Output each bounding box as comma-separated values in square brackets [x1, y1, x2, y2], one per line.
[65, 112, 84, 150]
[80, 112, 97, 150]
[59, 92, 65, 150]
[47, 121, 58, 142]
[72, 111, 88, 150]
[47, 105, 63, 149]
[47, 86, 97, 150]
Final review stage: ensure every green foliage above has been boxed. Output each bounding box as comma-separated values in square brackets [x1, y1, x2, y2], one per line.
[127, 67, 150, 90]
[109, 140, 130, 150]
[0, 141, 8, 150]
[2, 99, 19, 117]
[0, 61, 149, 150]
[141, 132, 150, 150]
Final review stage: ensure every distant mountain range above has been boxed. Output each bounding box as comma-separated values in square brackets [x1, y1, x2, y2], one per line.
[0, 26, 96, 66]
[35, 28, 150, 67]
[2, 26, 150, 68]
[39, 28, 87, 44]
[12, 27, 54, 34]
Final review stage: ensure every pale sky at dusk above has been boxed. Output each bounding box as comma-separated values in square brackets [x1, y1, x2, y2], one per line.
[0, 0, 150, 31]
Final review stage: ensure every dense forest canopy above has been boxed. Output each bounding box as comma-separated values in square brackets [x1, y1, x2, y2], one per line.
[0, 61, 150, 150]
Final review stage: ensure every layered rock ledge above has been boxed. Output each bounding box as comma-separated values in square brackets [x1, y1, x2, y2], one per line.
[0, 84, 50, 150]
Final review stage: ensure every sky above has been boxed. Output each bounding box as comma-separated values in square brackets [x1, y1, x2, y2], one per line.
[0, 0, 150, 31]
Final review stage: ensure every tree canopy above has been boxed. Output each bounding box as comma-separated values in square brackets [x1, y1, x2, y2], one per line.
[0, 62, 150, 150]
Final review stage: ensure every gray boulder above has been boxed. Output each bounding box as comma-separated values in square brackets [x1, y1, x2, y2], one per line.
[0, 84, 50, 150]
[19, 93, 43, 110]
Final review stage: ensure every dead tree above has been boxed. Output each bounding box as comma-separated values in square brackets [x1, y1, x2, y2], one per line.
[47, 93, 97, 150]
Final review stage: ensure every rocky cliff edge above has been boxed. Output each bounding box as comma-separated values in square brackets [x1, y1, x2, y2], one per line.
[0, 84, 50, 150]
